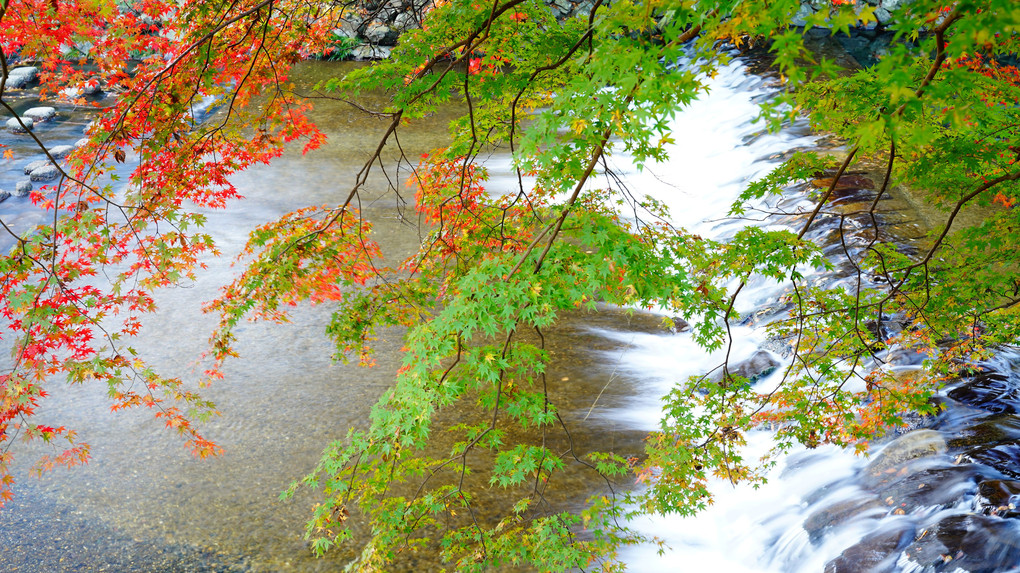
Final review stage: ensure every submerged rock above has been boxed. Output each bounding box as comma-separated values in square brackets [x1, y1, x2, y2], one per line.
[873, 465, 981, 514]
[976, 480, 1020, 518]
[901, 513, 1020, 572]
[824, 521, 915, 573]
[947, 371, 1019, 415]
[862, 430, 947, 484]
[962, 442, 1020, 480]
[804, 494, 885, 543]
[945, 414, 1020, 450]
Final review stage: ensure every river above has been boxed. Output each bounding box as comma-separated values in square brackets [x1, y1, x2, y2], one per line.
[2, 50, 1020, 573]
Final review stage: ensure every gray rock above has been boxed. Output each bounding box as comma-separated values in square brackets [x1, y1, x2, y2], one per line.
[24, 107, 57, 122]
[14, 180, 32, 196]
[706, 350, 781, 388]
[874, 6, 891, 24]
[48, 145, 74, 159]
[8, 66, 38, 82]
[4, 74, 31, 89]
[351, 44, 392, 60]
[364, 23, 399, 45]
[792, 3, 816, 27]
[901, 514, 1020, 572]
[75, 137, 90, 148]
[80, 80, 103, 96]
[731, 350, 780, 382]
[804, 495, 885, 543]
[24, 160, 52, 175]
[825, 522, 915, 573]
[392, 12, 419, 32]
[863, 430, 947, 480]
[30, 164, 61, 181]
[0, 190, 9, 203]
[7, 116, 33, 133]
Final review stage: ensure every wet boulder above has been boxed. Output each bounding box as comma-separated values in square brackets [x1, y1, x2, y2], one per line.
[667, 316, 690, 333]
[14, 180, 32, 197]
[824, 521, 915, 573]
[29, 164, 60, 182]
[6, 116, 33, 133]
[976, 480, 1020, 518]
[709, 350, 780, 386]
[947, 371, 1019, 415]
[803, 494, 885, 544]
[0, 190, 9, 203]
[873, 465, 981, 514]
[945, 414, 1020, 450]
[862, 430, 947, 488]
[23, 107, 56, 122]
[48, 145, 74, 159]
[24, 160, 53, 175]
[901, 513, 1020, 572]
[962, 442, 1020, 480]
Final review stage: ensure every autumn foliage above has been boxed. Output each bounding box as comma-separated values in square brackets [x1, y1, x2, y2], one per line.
[2, 0, 1020, 570]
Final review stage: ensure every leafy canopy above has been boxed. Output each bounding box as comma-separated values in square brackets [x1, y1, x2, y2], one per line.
[1, 0, 1019, 570]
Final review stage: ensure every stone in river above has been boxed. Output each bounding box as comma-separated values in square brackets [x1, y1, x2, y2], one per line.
[5, 66, 38, 89]
[30, 164, 61, 181]
[946, 414, 1020, 450]
[873, 465, 981, 514]
[804, 495, 885, 543]
[14, 180, 32, 197]
[708, 350, 780, 386]
[6, 116, 33, 132]
[23, 107, 57, 122]
[976, 479, 1020, 518]
[824, 522, 915, 573]
[947, 371, 1019, 415]
[48, 145, 74, 159]
[962, 442, 1020, 480]
[811, 174, 876, 191]
[8, 66, 38, 81]
[0, 190, 9, 203]
[861, 430, 947, 487]
[24, 160, 52, 175]
[901, 513, 1020, 572]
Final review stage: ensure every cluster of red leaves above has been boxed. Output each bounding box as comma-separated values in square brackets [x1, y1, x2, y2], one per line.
[410, 153, 536, 275]
[944, 54, 1020, 207]
[0, 0, 338, 505]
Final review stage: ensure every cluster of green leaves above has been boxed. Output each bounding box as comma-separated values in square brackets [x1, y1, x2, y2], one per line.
[4, 0, 1020, 569]
[268, 0, 1020, 569]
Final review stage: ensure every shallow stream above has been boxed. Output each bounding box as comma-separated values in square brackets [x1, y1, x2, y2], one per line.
[2, 53, 1020, 573]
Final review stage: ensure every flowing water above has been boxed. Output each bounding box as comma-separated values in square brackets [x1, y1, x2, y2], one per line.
[2, 53, 1020, 573]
